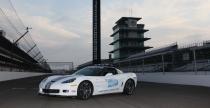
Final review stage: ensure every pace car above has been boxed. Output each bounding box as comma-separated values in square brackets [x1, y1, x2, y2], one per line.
[39, 66, 137, 100]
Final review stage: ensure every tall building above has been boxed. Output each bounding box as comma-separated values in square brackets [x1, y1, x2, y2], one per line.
[109, 17, 152, 61]
[92, 0, 101, 64]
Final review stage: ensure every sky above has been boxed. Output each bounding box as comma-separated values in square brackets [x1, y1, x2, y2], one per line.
[10, 0, 210, 66]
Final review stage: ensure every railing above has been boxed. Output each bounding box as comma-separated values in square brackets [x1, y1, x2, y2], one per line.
[179, 41, 210, 49]
[121, 60, 210, 75]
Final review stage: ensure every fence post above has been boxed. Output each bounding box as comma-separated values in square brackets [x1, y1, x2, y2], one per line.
[142, 59, 145, 75]
[193, 49, 197, 75]
[162, 54, 165, 75]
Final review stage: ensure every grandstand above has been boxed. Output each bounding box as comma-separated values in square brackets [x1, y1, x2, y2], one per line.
[0, 0, 51, 72]
[114, 41, 210, 73]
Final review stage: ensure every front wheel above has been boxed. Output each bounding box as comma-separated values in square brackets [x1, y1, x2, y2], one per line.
[123, 79, 135, 95]
[77, 81, 93, 100]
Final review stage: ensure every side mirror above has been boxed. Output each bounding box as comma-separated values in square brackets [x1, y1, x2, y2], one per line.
[105, 73, 113, 76]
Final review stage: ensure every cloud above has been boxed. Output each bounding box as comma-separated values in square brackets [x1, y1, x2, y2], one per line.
[25, 15, 80, 38]
[9, 0, 210, 66]
[19, 14, 81, 48]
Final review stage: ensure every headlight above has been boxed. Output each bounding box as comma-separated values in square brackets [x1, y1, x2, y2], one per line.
[62, 78, 76, 84]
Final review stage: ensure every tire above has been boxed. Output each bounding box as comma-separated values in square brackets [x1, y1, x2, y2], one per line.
[123, 79, 135, 95]
[77, 81, 93, 100]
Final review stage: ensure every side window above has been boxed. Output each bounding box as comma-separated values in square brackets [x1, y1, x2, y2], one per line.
[101, 68, 109, 76]
[107, 68, 117, 75]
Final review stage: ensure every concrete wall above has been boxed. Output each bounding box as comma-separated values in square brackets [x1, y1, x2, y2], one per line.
[1, 71, 210, 87]
[137, 72, 210, 87]
[0, 71, 47, 82]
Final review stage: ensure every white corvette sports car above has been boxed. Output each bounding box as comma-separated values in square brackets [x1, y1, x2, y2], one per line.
[39, 66, 137, 100]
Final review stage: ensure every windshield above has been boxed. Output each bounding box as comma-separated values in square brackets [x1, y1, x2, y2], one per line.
[74, 67, 103, 76]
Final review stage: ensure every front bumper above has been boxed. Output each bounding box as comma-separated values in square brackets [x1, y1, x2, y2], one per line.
[39, 84, 78, 96]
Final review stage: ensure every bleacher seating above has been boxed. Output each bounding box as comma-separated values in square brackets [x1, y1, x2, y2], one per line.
[117, 41, 210, 73]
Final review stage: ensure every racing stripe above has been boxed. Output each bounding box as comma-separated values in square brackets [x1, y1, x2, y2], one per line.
[44, 76, 70, 89]
[45, 82, 52, 89]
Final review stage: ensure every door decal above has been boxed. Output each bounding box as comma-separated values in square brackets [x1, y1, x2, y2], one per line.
[106, 79, 118, 88]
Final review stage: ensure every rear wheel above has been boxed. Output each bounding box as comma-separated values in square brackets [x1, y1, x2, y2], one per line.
[77, 81, 93, 100]
[123, 79, 135, 95]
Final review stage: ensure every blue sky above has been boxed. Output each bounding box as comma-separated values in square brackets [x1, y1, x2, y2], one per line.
[10, 0, 210, 66]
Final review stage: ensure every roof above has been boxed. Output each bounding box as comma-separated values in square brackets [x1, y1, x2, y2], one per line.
[86, 66, 106, 69]
[111, 28, 149, 37]
[110, 37, 151, 45]
[116, 17, 142, 24]
[128, 43, 178, 59]
[85, 65, 115, 69]
[109, 46, 152, 53]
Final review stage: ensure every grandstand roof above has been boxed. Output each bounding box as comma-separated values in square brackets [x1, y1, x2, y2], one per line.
[128, 43, 178, 59]
[114, 41, 210, 64]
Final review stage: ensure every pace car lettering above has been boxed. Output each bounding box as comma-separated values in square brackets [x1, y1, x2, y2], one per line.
[106, 79, 118, 88]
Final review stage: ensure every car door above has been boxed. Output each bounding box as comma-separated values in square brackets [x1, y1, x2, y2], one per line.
[104, 68, 121, 92]
[91, 76, 107, 94]
[89, 68, 108, 94]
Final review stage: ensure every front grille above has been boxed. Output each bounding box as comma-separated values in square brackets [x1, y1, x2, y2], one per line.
[43, 89, 59, 93]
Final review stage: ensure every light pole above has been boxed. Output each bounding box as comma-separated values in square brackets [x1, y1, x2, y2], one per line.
[193, 48, 197, 74]
[162, 54, 165, 74]
[14, 27, 32, 45]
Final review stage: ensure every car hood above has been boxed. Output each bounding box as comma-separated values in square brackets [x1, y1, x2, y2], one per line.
[44, 74, 82, 83]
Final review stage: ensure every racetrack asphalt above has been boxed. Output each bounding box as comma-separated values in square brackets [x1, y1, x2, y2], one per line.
[0, 75, 210, 108]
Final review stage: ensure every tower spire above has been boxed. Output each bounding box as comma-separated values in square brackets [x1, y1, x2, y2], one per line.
[92, 0, 101, 64]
